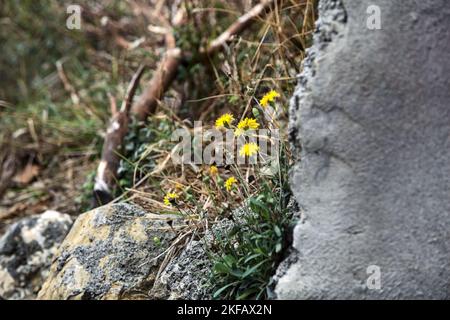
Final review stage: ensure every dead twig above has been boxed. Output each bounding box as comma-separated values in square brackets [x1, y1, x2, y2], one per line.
[56, 60, 81, 105]
[131, 7, 185, 121]
[202, 0, 275, 57]
[132, 48, 182, 121]
[92, 65, 146, 207]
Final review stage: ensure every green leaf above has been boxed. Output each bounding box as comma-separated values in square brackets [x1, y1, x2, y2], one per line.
[274, 225, 282, 237]
[244, 253, 262, 263]
[249, 197, 269, 216]
[223, 254, 236, 267]
[230, 269, 244, 278]
[213, 282, 239, 299]
[237, 288, 259, 300]
[214, 263, 230, 274]
[242, 259, 269, 278]
[275, 242, 282, 253]
[252, 107, 260, 118]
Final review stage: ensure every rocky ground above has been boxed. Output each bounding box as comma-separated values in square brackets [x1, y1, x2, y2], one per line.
[0, 201, 284, 300]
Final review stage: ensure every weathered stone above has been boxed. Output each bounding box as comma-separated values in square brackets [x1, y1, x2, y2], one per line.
[150, 239, 212, 300]
[38, 203, 182, 300]
[149, 203, 269, 300]
[0, 210, 72, 299]
[150, 217, 235, 300]
[276, 0, 450, 299]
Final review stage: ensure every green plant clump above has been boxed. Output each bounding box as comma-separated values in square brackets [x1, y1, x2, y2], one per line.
[209, 148, 294, 300]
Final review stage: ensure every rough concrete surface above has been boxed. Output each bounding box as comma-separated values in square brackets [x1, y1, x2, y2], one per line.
[276, 0, 450, 299]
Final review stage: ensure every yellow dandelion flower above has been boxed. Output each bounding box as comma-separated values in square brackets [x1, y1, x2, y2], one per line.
[237, 119, 247, 130]
[234, 118, 259, 136]
[163, 192, 179, 206]
[259, 90, 280, 107]
[239, 142, 259, 157]
[215, 113, 235, 129]
[209, 165, 218, 176]
[245, 117, 259, 130]
[225, 176, 237, 191]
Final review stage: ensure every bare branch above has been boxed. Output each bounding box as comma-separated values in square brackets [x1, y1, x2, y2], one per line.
[131, 9, 185, 121]
[202, 0, 275, 57]
[131, 48, 182, 121]
[92, 65, 146, 207]
[121, 64, 146, 113]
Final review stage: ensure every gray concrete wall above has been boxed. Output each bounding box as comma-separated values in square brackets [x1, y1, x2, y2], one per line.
[275, 0, 450, 299]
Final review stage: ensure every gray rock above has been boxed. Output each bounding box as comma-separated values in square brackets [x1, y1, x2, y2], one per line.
[150, 206, 258, 300]
[38, 203, 182, 300]
[0, 210, 72, 299]
[150, 217, 235, 300]
[150, 239, 212, 300]
[276, 0, 450, 299]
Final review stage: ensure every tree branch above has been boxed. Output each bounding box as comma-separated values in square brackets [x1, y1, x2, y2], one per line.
[202, 0, 274, 57]
[92, 65, 145, 206]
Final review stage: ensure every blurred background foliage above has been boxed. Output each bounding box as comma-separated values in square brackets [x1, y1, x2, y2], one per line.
[0, 0, 159, 221]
